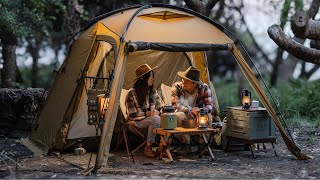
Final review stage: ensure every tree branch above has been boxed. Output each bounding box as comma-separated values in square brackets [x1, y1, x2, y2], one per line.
[307, 0, 320, 19]
[233, 6, 273, 66]
[268, 25, 320, 65]
[213, 0, 225, 20]
[206, 0, 220, 11]
[291, 0, 320, 39]
[184, 0, 205, 13]
[184, 0, 220, 16]
[291, 11, 320, 39]
[305, 65, 320, 79]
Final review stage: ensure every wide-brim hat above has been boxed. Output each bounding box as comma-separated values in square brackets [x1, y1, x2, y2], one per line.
[177, 66, 203, 85]
[134, 64, 158, 80]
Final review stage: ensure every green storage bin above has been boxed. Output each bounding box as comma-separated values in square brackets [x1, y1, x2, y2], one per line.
[225, 107, 276, 140]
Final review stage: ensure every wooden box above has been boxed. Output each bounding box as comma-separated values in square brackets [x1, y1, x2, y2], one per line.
[225, 107, 276, 140]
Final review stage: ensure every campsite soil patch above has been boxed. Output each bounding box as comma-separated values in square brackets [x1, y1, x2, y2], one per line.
[1, 125, 319, 179]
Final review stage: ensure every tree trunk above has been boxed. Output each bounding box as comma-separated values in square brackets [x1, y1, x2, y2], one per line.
[66, 0, 82, 42]
[277, 38, 304, 84]
[277, 54, 300, 83]
[291, 11, 320, 39]
[213, 0, 225, 20]
[270, 48, 283, 86]
[1, 43, 17, 88]
[175, 0, 184, 7]
[16, 63, 24, 84]
[308, 0, 320, 18]
[31, 52, 39, 88]
[310, 39, 320, 49]
[184, 0, 220, 17]
[299, 63, 320, 79]
[29, 40, 41, 88]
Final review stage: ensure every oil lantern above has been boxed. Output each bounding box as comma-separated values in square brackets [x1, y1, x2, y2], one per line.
[197, 108, 209, 129]
[241, 89, 252, 109]
[97, 94, 109, 118]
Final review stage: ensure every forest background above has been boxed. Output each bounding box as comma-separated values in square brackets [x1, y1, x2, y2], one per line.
[0, 0, 320, 128]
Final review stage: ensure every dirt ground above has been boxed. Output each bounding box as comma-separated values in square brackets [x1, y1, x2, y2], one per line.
[1, 125, 319, 179]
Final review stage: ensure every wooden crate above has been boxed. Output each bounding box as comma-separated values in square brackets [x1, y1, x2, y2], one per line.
[225, 107, 276, 140]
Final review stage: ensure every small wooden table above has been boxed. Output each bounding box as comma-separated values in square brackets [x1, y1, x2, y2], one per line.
[153, 127, 217, 162]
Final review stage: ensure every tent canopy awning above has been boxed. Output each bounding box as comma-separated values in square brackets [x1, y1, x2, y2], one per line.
[127, 41, 232, 52]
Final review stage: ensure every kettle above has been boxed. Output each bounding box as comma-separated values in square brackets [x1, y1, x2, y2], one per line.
[162, 105, 175, 113]
[160, 105, 177, 129]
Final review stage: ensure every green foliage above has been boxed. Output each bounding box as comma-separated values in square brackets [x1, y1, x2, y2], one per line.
[19, 64, 56, 88]
[214, 79, 320, 127]
[0, 0, 29, 41]
[214, 78, 240, 118]
[271, 79, 320, 126]
[279, 0, 304, 28]
[294, 0, 303, 11]
[0, 0, 66, 42]
[280, 0, 292, 28]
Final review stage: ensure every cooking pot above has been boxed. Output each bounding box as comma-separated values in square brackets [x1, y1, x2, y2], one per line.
[181, 118, 196, 128]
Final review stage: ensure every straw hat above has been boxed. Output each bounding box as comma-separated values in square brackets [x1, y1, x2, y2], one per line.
[177, 66, 203, 85]
[134, 64, 158, 80]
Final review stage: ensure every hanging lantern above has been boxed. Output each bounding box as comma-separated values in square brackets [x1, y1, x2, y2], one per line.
[241, 89, 252, 109]
[97, 94, 109, 118]
[197, 108, 209, 130]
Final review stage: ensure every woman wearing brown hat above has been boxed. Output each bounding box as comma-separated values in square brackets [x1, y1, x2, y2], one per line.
[125, 64, 164, 158]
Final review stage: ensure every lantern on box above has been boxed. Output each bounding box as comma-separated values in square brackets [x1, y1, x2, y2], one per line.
[197, 108, 209, 129]
[241, 89, 252, 109]
[97, 94, 109, 118]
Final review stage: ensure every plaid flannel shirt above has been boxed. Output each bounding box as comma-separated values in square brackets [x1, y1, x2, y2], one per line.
[171, 81, 214, 113]
[125, 88, 163, 121]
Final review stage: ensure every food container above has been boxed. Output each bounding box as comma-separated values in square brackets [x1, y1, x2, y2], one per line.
[251, 100, 259, 108]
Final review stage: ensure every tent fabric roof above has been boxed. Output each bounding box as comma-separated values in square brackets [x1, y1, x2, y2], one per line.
[95, 5, 232, 44]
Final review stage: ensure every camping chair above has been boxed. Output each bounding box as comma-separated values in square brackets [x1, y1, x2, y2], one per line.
[118, 89, 147, 160]
[160, 83, 172, 106]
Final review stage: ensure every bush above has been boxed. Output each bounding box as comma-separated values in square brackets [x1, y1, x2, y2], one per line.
[214, 78, 320, 127]
[271, 79, 320, 127]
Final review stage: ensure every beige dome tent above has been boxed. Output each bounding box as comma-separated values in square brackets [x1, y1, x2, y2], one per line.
[25, 3, 309, 171]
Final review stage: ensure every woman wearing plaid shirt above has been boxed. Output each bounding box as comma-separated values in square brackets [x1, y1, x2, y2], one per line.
[125, 64, 164, 158]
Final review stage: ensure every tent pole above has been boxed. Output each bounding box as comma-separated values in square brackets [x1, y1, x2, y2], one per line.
[94, 43, 128, 170]
[95, 5, 151, 170]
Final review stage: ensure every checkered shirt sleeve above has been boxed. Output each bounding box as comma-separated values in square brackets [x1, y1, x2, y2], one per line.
[200, 84, 214, 113]
[125, 88, 145, 120]
[171, 81, 191, 113]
